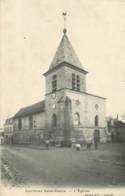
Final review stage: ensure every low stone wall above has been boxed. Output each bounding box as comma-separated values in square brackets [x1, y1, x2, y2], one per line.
[10, 127, 107, 146]
[73, 127, 107, 143]
[13, 129, 45, 145]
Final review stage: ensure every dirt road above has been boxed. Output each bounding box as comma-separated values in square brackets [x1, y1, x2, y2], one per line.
[1, 143, 125, 187]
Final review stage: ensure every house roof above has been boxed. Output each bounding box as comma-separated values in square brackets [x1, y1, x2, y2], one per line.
[49, 34, 85, 71]
[14, 100, 45, 118]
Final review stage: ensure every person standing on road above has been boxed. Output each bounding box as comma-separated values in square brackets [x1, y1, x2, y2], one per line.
[93, 130, 100, 149]
[86, 135, 92, 150]
[86, 138, 92, 150]
[45, 139, 50, 149]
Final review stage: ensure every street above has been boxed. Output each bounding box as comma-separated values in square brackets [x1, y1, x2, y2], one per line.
[1, 143, 125, 187]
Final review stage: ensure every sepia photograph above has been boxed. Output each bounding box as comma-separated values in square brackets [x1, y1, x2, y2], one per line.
[0, 0, 125, 195]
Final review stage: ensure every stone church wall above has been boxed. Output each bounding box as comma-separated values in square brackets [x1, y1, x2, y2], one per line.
[45, 66, 65, 94]
[13, 112, 45, 144]
[32, 113, 45, 129]
[65, 90, 106, 128]
[45, 89, 65, 130]
[73, 127, 107, 144]
[65, 90, 107, 143]
[22, 116, 30, 130]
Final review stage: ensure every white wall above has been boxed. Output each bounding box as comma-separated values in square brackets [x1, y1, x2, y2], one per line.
[65, 90, 106, 128]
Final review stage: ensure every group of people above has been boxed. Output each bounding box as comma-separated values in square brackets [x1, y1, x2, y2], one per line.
[44, 130, 100, 150]
[75, 130, 100, 151]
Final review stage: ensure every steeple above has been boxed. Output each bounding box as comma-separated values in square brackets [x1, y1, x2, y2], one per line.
[49, 34, 84, 71]
[44, 13, 88, 76]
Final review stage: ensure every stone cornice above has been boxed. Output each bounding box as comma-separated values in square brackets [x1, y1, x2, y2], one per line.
[45, 88, 106, 100]
[43, 62, 88, 76]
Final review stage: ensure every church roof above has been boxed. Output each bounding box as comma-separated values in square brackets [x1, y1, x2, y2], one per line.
[14, 100, 45, 118]
[49, 34, 84, 71]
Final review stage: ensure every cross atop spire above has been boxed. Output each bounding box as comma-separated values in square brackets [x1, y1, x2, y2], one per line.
[62, 12, 67, 34]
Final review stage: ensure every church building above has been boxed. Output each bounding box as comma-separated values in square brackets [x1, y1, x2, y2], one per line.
[13, 24, 107, 145]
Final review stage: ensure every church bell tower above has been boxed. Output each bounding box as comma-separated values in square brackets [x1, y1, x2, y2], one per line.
[43, 13, 88, 145]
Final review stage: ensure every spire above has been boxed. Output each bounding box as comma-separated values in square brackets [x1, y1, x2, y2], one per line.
[49, 34, 84, 71]
[48, 13, 86, 72]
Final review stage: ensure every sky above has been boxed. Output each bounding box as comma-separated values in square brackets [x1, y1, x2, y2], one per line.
[0, 0, 125, 127]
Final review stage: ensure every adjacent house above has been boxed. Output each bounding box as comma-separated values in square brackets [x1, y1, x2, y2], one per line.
[4, 117, 14, 144]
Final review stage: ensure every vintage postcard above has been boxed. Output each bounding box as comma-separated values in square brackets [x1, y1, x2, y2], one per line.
[0, 0, 125, 195]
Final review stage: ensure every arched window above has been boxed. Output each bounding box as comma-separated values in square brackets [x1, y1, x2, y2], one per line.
[95, 115, 99, 126]
[74, 112, 80, 126]
[29, 116, 33, 129]
[72, 73, 75, 90]
[72, 74, 80, 91]
[77, 75, 80, 91]
[52, 75, 57, 92]
[52, 114, 57, 127]
[18, 118, 22, 130]
[33, 120, 37, 128]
